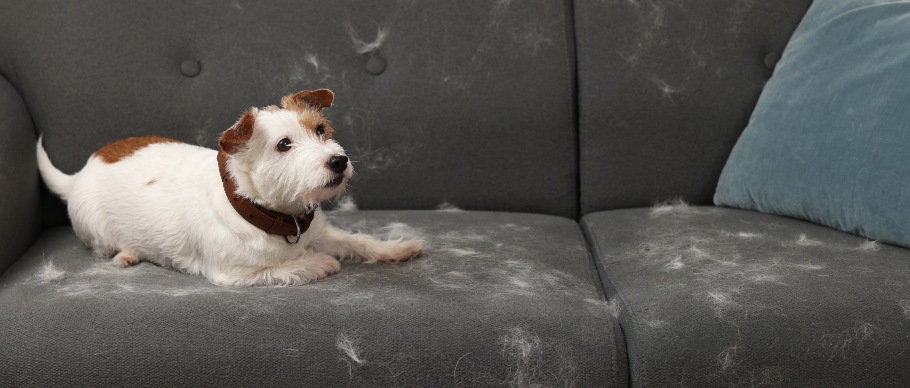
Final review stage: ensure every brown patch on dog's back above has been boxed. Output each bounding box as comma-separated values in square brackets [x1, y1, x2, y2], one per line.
[146, 179, 158, 186]
[94, 136, 181, 163]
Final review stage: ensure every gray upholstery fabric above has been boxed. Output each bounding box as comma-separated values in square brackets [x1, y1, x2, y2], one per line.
[574, 0, 813, 214]
[0, 75, 40, 274]
[0, 0, 578, 222]
[583, 206, 910, 387]
[0, 211, 625, 387]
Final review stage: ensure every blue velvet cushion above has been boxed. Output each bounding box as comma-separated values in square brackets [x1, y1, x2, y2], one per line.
[715, 0, 910, 247]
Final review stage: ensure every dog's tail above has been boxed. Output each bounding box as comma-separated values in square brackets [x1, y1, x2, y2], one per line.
[36, 136, 75, 201]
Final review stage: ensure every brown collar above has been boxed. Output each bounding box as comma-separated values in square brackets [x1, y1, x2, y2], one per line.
[216, 151, 314, 241]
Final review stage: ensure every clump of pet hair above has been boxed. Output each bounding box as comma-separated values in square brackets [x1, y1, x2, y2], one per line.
[334, 195, 358, 212]
[380, 222, 425, 242]
[344, 21, 388, 55]
[900, 300, 910, 319]
[650, 197, 693, 217]
[443, 248, 480, 257]
[584, 298, 621, 318]
[728, 231, 761, 238]
[664, 255, 684, 270]
[796, 233, 824, 247]
[35, 260, 65, 283]
[858, 240, 880, 252]
[717, 346, 738, 372]
[336, 333, 365, 365]
[501, 327, 541, 387]
[436, 202, 463, 212]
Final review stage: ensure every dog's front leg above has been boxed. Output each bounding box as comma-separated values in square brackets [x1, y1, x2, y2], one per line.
[207, 251, 341, 287]
[312, 225, 423, 263]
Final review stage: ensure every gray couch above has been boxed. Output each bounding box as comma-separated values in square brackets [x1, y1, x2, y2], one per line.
[2, 0, 908, 386]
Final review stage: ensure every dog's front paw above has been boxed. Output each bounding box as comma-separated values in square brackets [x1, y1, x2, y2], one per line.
[304, 252, 342, 279]
[211, 253, 341, 287]
[372, 239, 424, 263]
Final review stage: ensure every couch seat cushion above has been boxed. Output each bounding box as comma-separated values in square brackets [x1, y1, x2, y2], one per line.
[583, 205, 910, 387]
[1, 211, 625, 387]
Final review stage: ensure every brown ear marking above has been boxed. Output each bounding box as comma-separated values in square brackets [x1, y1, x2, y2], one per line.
[219, 109, 256, 154]
[281, 89, 334, 111]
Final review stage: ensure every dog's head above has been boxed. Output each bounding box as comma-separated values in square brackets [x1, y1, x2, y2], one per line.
[218, 89, 352, 215]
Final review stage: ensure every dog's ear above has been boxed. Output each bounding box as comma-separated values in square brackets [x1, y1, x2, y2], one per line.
[219, 108, 257, 154]
[281, 89, 334, 111]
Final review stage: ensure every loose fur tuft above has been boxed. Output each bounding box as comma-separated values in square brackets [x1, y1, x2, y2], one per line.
[35, 260, 66, 283]
[344, 22, 388, 54]
[650, 198, 692, 217]
[436, 202, 463, 212]
[334, 196, 358, 212]
[336, 333, 366, 365]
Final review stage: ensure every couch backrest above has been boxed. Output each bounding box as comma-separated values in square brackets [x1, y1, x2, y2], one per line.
[575, 0, 813, 215]
[0, 0, 578, 221]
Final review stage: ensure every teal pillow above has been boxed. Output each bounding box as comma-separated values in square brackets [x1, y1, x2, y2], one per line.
[715, 0, 910, 247]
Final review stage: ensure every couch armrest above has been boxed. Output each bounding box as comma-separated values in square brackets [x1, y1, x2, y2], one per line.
[0, 74, 40, 274]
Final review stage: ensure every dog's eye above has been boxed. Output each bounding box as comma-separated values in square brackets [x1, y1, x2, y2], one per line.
[276, 138, 292, 152]
[315, 124, 325, 136]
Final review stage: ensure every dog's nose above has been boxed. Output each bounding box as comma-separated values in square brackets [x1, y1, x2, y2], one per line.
[327, 155, 348, 173]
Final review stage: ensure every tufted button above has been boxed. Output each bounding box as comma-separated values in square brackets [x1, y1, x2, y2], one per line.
[180, 59, 202, 77]
[365, 55, 386, 75]
[763, 52, 781, 71]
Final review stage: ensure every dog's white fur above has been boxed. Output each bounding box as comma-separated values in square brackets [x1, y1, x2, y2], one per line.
[36, 92, 423, 287]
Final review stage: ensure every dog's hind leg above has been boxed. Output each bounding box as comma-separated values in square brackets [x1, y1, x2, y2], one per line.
[311, 225, 423, 263]
[112, 248, 140, 267]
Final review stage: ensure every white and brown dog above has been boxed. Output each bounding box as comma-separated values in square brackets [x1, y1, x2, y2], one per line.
[36, 89, 423, 286]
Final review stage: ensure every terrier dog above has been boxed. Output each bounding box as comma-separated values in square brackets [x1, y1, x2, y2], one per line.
[36, 89, 423, 286]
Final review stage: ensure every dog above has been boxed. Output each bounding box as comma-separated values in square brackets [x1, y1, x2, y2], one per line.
[36, 89, 423, 286]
